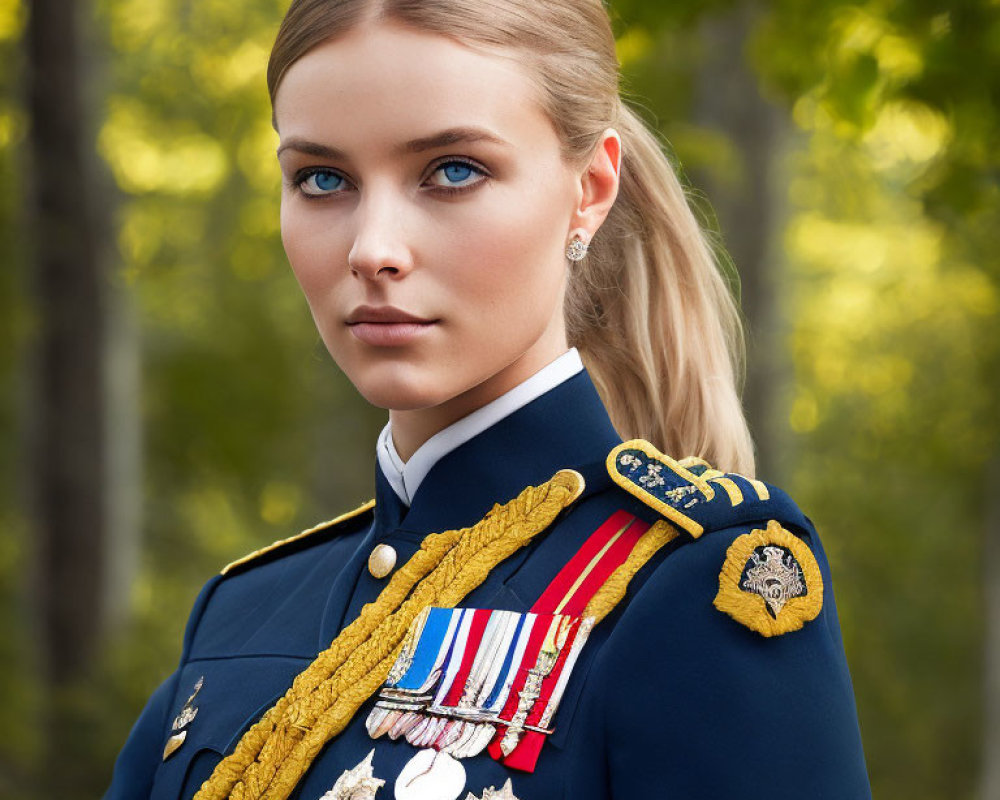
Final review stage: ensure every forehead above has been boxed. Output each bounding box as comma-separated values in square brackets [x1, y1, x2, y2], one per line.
[273, 21, 555, 152]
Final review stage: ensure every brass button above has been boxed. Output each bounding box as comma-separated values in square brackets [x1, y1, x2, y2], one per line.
[368, 543, 397, 579]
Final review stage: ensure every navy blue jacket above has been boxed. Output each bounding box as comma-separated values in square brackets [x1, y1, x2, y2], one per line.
[105, 370, 871, 799]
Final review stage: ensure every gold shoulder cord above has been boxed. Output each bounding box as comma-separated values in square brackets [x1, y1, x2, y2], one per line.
[196, 470, 582, 800]
[220, 500, 376, 576]
[196, 471, 679, 800]
[583, 519, 678, 623]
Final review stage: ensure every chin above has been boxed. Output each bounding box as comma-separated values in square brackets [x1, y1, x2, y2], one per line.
[347, 366, 454, 412]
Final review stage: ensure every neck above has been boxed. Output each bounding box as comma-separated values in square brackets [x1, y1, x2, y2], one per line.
[373, 365, 622, 535]
[390, 343, 569, 462]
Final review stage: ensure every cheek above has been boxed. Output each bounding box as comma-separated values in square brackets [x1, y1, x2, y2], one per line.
[280, 201, 345, 300]
[445, 187, 567, 320]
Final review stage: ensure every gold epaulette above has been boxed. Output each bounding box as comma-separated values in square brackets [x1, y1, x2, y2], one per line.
[220, 499, 376, 576]
[608, 440, 824, 637]
[607, 439, 771, 538]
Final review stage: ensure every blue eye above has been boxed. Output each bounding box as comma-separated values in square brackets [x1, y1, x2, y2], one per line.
[298, 169, 345, 196]
[429, 160, 486, 191]
[443, 163, 474, 182]
[293, 159, 487, 199]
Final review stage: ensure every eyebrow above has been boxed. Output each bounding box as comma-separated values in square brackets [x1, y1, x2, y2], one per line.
[275, 126, 511, 159]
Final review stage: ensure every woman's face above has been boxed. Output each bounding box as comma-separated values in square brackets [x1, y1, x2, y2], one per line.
[274, 22, 592, 418]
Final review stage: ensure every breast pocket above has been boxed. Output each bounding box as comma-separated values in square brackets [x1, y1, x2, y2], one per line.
[150, 657, 308, 800]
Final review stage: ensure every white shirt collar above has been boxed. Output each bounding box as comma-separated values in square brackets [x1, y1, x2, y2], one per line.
[377, 347, 584, 506]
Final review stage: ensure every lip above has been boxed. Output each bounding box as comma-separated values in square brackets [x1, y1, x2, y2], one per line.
[346, 305, 436, 324]
[346, 305, 438, 347]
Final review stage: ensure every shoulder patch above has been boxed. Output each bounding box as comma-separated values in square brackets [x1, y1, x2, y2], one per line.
[607, 439, 771, 538]
[713, 520, 823, 637]
[220, 498, 375, 576]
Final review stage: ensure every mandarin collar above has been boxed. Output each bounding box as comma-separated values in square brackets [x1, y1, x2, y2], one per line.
[373, 368, 622, 534]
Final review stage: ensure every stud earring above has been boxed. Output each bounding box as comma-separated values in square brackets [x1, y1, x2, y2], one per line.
[566, 234, 589, 262]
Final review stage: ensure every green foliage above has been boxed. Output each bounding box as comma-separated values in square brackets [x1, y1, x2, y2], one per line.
[753, 2, 999, 797]
[88, 0, 387, 787]
[617, 1, 998, 796]
[2, 0, 382, 795]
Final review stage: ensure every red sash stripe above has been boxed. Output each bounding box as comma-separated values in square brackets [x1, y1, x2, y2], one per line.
[501, 621, 582, 771]
[533, 510, 648, 616]
[493, 509, 650, 772]
[485, 614, 560, 760]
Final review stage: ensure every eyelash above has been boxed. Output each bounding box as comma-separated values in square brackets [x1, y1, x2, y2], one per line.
[290, 157, 490, 200]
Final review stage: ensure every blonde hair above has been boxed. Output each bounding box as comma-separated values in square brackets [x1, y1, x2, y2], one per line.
[267, 0, 756, 475]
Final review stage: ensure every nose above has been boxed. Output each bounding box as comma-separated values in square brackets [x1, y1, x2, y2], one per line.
[347, 190, 414, 281]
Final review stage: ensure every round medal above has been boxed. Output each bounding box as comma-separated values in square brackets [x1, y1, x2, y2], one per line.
[394, 748, 466, 800]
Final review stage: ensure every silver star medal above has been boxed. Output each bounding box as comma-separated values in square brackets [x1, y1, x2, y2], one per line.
[319, 749, 385, 800]
[464, 779, 520, 800]
[394, 748, 467, 800]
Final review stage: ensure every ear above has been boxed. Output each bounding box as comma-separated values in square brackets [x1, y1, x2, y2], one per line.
[568, 128, 622, 242]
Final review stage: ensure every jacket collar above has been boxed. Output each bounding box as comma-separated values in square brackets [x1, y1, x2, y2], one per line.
[373, 368, 622, 534]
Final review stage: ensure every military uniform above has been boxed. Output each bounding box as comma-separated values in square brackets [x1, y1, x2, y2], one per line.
[105, 362, 871, 799]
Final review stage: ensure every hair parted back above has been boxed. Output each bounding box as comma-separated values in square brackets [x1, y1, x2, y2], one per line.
[267, 0, 757, 476]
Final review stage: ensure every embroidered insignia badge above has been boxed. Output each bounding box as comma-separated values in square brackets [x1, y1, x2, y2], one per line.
[713, 520, 824, 637]
[163, 675, 204, 760]
[318, 749, 384, 800]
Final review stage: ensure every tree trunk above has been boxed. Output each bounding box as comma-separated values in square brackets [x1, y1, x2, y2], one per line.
[103, 282, 142, 634]
[25, 0, 109, 792]
[691, 1, 790, 480]
[982, 455, 1000, 800]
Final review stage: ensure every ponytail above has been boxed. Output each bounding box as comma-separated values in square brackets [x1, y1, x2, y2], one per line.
[567, 103, 755, 475]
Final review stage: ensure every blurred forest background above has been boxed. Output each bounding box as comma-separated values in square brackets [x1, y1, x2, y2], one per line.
[0, 0, 997, 797]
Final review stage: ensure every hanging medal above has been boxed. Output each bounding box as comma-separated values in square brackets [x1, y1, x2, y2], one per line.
[366, 606, 459, 741]
[390, 608, 474, 800]
[366, 508, 650, 798]
[498, 510, 649, 772]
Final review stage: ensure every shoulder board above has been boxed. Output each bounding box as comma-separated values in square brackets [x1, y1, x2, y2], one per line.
[606, 439, 805, 537]
[220, 498, 375, 576]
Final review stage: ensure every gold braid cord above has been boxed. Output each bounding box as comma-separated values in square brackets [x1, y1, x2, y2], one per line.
[583, 520, 679, 624]
[195, 469, 583, 800]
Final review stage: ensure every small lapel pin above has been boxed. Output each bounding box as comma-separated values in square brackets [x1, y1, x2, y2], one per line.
[163, 675, 204, 761]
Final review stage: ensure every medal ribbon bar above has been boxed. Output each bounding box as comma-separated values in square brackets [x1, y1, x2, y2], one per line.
[368, 509, 649, 772]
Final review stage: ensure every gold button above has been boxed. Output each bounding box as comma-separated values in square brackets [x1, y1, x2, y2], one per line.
[368, 543, 397, 579]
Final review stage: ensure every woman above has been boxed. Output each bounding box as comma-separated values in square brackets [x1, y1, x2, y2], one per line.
[106, 1, 871, 798]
